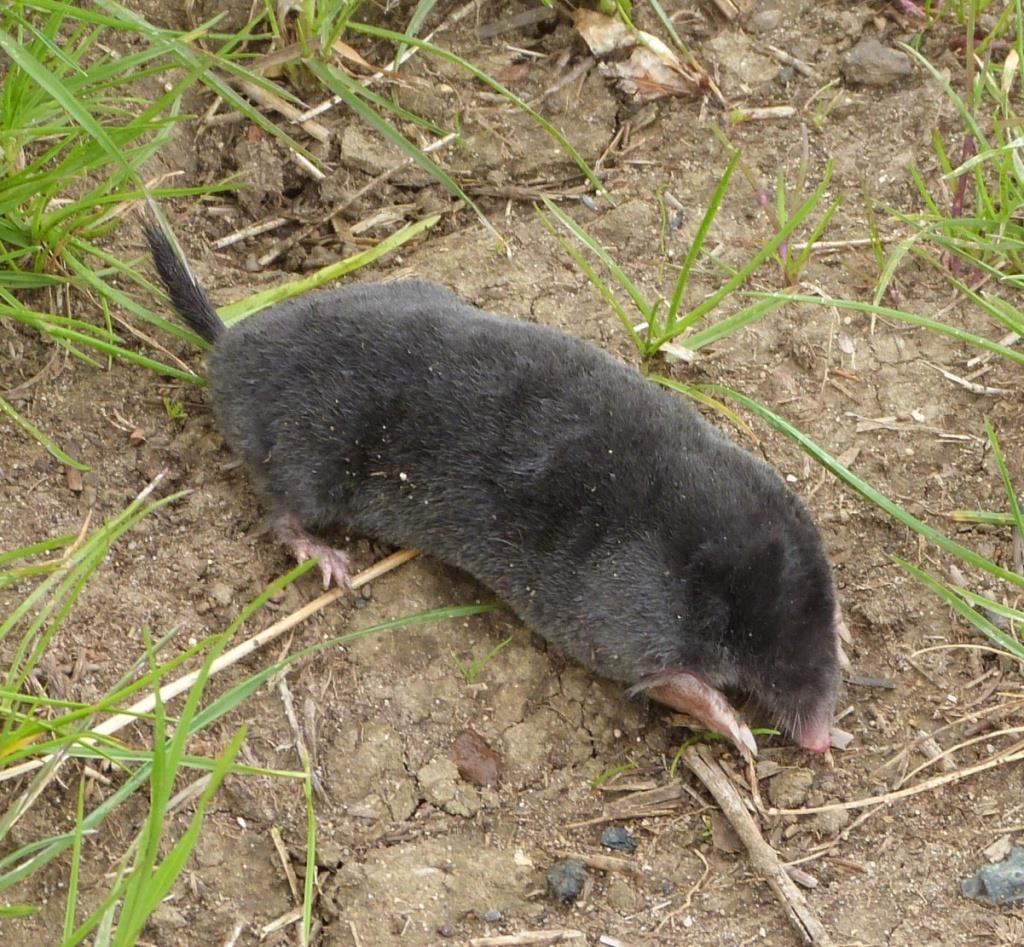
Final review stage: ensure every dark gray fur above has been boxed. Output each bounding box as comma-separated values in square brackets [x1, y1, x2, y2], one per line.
[147, 226, 840, 740]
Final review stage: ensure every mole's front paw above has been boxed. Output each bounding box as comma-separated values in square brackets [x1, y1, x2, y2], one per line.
[274, 515, 352, 590]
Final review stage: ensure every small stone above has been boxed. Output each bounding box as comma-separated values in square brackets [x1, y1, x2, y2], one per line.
[210, 581, 233, 607]
[546, 858, 587, 903]
[600, 826, 637, 854]
[483, 910, 502, 923]
[746, 9, 783, 33]
[962, 846, 1024, 905]
[842, 36, 912, 86]
[767, 768, 815, 808]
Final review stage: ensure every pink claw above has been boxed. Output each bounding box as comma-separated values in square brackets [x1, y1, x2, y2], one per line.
[640, 669, 759, 760]
[274, 515, 352, 590]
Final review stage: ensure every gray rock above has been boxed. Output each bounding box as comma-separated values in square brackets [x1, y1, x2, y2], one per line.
[600, 826, 638, 854]
[546, 858, 587, 903]
[962, 846, 1024, 905]
[842, 37, 913, 86]
[746, 9, 783, 34]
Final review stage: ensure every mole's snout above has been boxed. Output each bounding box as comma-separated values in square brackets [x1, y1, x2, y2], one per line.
[794, 713, 833, 754]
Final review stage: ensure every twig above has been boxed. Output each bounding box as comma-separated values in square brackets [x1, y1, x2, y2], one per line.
[219, 920, 245, 947]
[0, 549, 421, 784]
[231, 77, 330, 143]
[730, 105, 796, 122]
[270, 824, 301, 902]
[556, 851, 641, 877]
[259, 907, 302, 937]
[468, 933, 585, 947]
[684, 744, 834, 946]
[770, 739, 1024, 816]
[763, 44, 813, 76]
[925, 360, 1010, 395]
[783, 807, 883, 869]
[257, 132, 459, 268]
[213, 217, 291, 249]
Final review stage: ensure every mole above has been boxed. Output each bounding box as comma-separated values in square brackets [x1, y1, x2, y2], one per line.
[146, 223, 850, 758]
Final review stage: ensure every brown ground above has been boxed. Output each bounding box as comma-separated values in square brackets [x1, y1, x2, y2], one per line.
[2, 1, 1023, 945]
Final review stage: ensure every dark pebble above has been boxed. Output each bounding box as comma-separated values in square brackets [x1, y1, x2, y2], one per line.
[483, 910, 502, 923]
[962, 846, 1024, 905]
[600, 826, 637, 853]
[546, 857, 587, 903]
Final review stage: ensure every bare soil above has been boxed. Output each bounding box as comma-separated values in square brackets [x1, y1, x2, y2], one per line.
[2, 1, 1024, 945]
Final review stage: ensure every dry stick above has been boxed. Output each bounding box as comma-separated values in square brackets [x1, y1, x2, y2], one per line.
[683, 745, 834, 947]
[783, 806, 882, 869]
[468, 933, 585, 947]
[270, 823, 301, 902]
[231, 77, 330, 143]
[256, 131, 459, 268]
[771, 741, 1024, 817]
[213, 216, 291, 250]
[0, 549, 421, 785]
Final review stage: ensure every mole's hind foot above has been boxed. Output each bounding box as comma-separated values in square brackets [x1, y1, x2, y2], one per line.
[636, 670, 758, 761]
[274, 515, 352, 590]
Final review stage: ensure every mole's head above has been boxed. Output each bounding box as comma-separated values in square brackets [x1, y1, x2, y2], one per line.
[684, 504, 844, 753]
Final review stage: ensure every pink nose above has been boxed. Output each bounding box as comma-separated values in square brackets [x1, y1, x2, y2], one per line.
[794, 714, 832, 754]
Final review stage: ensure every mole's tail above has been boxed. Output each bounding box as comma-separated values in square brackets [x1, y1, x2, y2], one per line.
[144, 224, 225, 344]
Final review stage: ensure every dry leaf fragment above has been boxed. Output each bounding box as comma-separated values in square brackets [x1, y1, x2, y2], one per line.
[602, 48, 696, 101]
[572, 9, 634, 57]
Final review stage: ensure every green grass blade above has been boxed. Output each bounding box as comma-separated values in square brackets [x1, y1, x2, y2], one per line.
[0, 395, 89, 470]
[219, 214, 439, 323]
[700, 385, 1024, 591]
[536, 202, 646, 351]
[680, 296, 784, 351]
[893, 556, 1024, 658]
[0, 535, 76, 570]
[301, 752, 316, 945]
[953, 585, 1024, 625]
[540, 198, 653, 320]
[393, 0, 440, 69]
[666, 149, 741, 323]
[61, 777, 87, 942]
[652, 163, 834, 348]
[0, 25, 131, 177]
[651, 375, 756, 440]
[752, 293, 1024, 366]
[950, 510, 1017, 526]
[984, 419, 1024, 538]
[304, 59, 498, 241]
